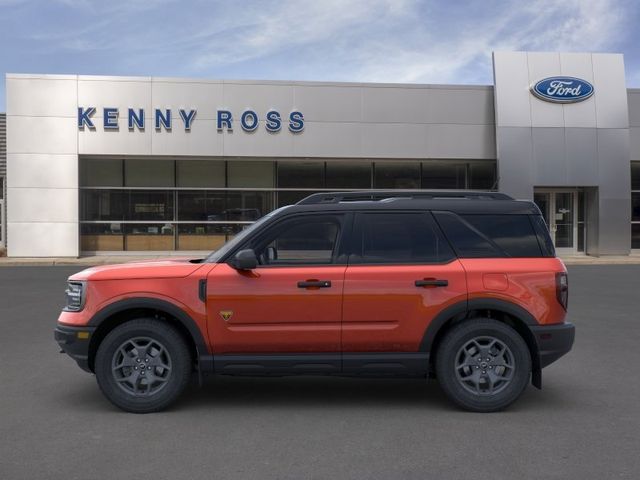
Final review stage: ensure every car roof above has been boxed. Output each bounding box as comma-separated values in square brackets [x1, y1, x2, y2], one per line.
[278, 190, 541, 216]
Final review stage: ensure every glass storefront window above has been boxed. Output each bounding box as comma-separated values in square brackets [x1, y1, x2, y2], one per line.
[129, 190, 174, 221]
[633, 224, 640, 249]
[632, 192, 640, 222]
[227, 161, 274, 188]
[325, 162, 371, 189]
[81, 158, 123, 187]
[374, 162, 420, 189]
[632, 162, 640, 190]
[277, 162, 324, 188]
[125, 159, 175, 187]
[79, 157, 499, 252]
[177, 160, 225, 188]
[81, 190, 126, 221]
[422, 162, 466, 189]
[468, 162, 496, 190]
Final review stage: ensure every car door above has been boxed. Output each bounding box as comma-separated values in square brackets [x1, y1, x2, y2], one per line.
[342, 211, 467, 353]
[206, 213, 349, 355]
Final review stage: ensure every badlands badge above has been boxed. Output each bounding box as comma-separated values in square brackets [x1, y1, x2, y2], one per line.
[219, 310, 233, 322]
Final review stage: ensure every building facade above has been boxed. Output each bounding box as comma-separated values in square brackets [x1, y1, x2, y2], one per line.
[3, 51, 640, 257]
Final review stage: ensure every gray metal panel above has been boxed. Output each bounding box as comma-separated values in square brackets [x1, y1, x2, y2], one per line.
[629, 126, 640, 161]
[426, 88, 495, 125]
[0, 113, 5, 176]
[495, 126, 534, 199]
[628, 90, 640, 127]
[427, 124, 496, 159]
[592, 53, 629, 129]
[565, 128, 598, 185]
[559, 53, 597, 128]
[596, 128, 631, 255]
[532, 127, 566, 185]
[492, 52, 532, 128]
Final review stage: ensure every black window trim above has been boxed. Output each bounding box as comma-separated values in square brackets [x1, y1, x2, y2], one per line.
[347, 210, 457, 266]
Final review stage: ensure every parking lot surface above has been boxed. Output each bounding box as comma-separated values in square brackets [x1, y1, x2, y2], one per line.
[1, 265, 639, 480]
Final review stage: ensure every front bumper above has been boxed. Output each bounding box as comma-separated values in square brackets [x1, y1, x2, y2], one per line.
[54, 324, 96, 373]
[530, 322, 575, 368]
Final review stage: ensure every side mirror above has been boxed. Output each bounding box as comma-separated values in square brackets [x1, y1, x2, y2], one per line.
[229, 249, 258, 270]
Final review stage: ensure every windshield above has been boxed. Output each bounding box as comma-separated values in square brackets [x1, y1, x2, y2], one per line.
[205, 206, 291, 263]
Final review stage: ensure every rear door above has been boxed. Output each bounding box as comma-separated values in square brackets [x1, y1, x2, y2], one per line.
[342, 211, 467, 352]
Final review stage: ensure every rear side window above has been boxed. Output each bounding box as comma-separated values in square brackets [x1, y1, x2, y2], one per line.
[351, 212, 455, 264]
[434, 212, 545, 258]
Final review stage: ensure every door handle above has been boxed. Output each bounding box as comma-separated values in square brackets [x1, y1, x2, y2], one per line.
[415, 279, 448, 288]
[297, 280, 332, 289]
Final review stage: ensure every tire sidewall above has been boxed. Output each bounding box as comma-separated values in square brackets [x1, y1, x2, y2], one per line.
[436, 319, 531, 412]
[95, 319, 191, 413]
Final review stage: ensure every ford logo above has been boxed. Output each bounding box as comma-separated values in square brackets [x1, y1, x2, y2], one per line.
[531, 76, 594, 103]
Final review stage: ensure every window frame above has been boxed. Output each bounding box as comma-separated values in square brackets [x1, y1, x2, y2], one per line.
[348, 210, 456, 266]
[229, 212, 352, 268]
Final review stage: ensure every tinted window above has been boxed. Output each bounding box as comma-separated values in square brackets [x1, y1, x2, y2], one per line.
[434, 212, 502, 258]
[255, 215, 342, 265]
[352, 213, 454, 264]
[461, 215, 542, 257]
[435, 212, 544, 258]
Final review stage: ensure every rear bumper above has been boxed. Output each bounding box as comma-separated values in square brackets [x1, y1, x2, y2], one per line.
[530, 322, 575, 368]
[54, 324, 96, 373]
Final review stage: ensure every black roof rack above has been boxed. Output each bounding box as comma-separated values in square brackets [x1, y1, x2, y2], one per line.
[296, 190, 513, 205]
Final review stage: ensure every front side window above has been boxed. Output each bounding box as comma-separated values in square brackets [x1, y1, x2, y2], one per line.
[351, 212, 454, 264]
[253, 215, 342, 266]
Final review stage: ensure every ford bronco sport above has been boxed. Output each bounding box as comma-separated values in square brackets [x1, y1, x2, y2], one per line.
[55, 191, 575, 413]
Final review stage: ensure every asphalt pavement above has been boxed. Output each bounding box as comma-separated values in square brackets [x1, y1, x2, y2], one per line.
[0, 265, 639, 480]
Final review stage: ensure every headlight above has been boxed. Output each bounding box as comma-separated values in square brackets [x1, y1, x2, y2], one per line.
[64, 281, 86, 312]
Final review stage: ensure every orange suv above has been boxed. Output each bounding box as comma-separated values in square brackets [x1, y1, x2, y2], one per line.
[55, 191, 574, 413]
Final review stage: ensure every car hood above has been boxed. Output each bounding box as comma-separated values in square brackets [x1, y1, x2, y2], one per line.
[69, 258, 207, 281]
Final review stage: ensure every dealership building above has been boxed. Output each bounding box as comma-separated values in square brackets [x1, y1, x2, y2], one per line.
[1, 51, 639, 257]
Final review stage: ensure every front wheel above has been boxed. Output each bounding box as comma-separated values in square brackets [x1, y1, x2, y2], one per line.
[95, 319, 192, 413]
[435, 318, 531, 412]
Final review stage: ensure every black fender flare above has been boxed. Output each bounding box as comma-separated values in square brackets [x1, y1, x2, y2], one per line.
[419, 297, 542, 387]
[88, 297, 209, 356]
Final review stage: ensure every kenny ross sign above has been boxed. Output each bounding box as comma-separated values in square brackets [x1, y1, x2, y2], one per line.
[530, 76, 594, 103]
[77, 107, 305, 133]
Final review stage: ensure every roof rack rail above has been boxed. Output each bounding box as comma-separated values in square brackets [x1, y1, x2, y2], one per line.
[297, 190, 513, 205]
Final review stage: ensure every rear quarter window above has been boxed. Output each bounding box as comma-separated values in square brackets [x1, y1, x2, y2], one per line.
[434, 212, 546, 258]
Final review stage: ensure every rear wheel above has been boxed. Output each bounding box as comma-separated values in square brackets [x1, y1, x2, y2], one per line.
[435, 318, 531, 412]
[95, 319, 192, 413]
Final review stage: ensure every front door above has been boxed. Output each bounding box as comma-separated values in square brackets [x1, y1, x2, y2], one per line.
[534, 190, 582, 255]
[342, 212, 467, 353]
[206, 213, 348, 354]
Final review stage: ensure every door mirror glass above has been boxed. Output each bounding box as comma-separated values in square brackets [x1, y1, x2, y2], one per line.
[230, 249, 258, 270]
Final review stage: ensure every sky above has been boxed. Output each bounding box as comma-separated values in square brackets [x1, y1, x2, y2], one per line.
[1, 0, 640, 111]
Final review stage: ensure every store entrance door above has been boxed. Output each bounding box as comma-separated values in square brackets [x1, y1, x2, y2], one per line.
[534, 189, 585, 255]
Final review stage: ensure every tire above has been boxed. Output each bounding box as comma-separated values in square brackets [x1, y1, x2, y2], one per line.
[435, 318, 531, 412]
[95, 318, 192, 413]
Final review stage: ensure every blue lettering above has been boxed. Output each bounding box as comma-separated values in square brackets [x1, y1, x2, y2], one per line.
[288, 111, 304, 133]
[103, 108, 119, 129]
[265, 110, 282, 132]
[240, 110, 259, 132]
[78, 107, 96, 129]
[155, 109, 172, 131]
[179, 109, 197, 131]
[217, 110, 233, 131]
[128, 108, 145, 130]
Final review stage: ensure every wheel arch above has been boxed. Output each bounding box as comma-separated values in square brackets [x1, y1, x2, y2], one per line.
[421, 298, 542, 388]
[87, 298, 209, 373]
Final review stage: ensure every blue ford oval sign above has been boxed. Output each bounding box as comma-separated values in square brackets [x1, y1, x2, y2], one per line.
[531, 76, 594, 103]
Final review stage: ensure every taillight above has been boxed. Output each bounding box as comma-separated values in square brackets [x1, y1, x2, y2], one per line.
[556, 272, 568, 310]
